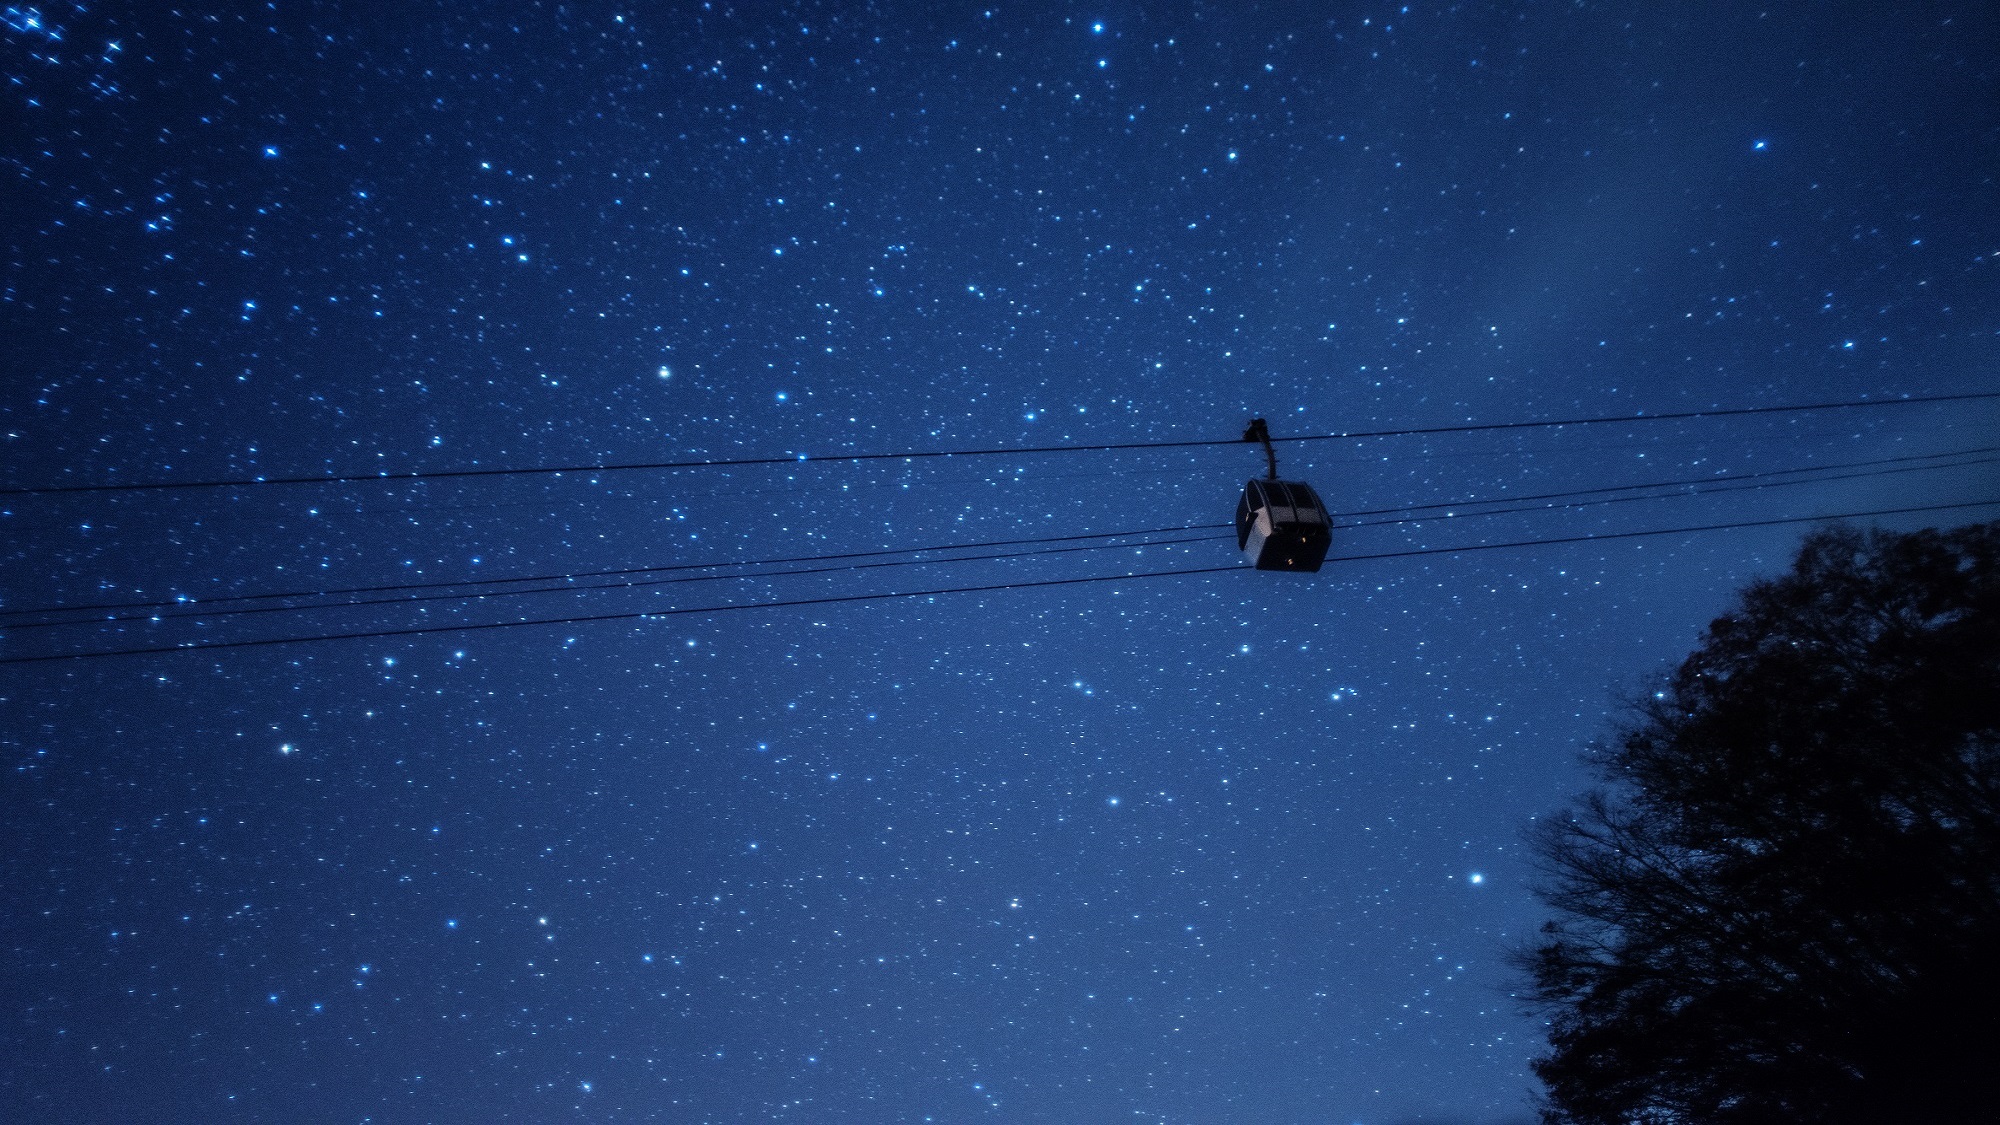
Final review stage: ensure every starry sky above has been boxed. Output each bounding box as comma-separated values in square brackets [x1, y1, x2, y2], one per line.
[4, 2, 1998, 1122]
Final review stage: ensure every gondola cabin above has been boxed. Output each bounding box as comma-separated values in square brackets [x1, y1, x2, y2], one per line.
[1237, 478, 1332, 572]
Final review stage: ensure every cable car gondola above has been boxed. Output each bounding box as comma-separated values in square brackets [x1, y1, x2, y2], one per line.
[1236, 418, 1332, 573]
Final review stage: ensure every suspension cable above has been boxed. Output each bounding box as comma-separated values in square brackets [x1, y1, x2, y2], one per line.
[6, 498, 1993, 666]
[8, 444, 1992, 624]
[7, 391, 1995, 497]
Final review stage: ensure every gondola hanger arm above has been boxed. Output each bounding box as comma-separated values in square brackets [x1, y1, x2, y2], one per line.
[1243, 418, 1279, 480]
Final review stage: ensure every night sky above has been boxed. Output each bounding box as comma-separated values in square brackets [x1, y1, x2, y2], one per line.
[4, 2, 1998, 1122]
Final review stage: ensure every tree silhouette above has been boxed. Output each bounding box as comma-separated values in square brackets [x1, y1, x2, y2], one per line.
[1520, 521, 2000, 1124]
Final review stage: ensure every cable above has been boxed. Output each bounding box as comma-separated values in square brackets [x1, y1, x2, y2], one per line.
[10, 443, 1993, 623]
[10, 439, 1958, 632]
[3, 534, 1229, 631]
[0, 566, 1231, 665]
[174, 451, 2000, 626]
[5, 498, 1993, 666]
[1325, 500, 2000, 566]
[1336, 453, 2000, 530]
[0, 523, 1229, 620]
[235, 429, 1891, 520]
[19, 438, 2000, 616]
[7, 391, 1996, 497]
[1336, 444, 2000, 519]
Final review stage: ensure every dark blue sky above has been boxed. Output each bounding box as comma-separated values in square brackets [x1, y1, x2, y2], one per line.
[4, 2, 1997, 1122]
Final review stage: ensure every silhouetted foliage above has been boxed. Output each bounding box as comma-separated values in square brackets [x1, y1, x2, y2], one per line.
[1520, 522, 2000, 1124]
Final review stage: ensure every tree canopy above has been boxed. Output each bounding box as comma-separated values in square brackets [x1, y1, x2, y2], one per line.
[1521, 521, 2000, 1124]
